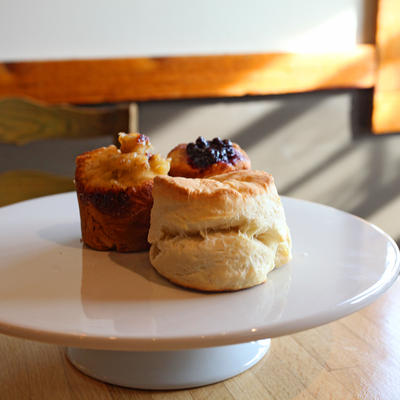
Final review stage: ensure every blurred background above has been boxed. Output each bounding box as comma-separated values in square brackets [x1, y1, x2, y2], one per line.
[0, 0, 398, 246]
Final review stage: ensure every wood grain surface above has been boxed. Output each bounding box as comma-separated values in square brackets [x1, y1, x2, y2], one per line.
[0, 46, 376, 104]
[0, 278, 398, 399]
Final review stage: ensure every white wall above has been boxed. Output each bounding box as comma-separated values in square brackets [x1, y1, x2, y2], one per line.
[0, 0, 376, 61]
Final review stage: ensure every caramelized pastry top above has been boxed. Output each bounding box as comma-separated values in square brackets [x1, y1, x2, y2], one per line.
[75, 133, 170, 191]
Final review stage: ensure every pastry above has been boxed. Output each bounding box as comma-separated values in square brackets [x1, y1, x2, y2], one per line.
[148, 170, 292, 291]
[168, 136, 250, 178]
[75, 132, 170, 252]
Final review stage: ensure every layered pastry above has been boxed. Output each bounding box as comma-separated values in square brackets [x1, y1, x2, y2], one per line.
[148, 170, 292, 291]
[168, 136, 250, 178]
[75, 133, 170, 252]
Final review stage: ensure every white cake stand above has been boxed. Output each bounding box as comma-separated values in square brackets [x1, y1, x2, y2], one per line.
[0, 193, 398, 389]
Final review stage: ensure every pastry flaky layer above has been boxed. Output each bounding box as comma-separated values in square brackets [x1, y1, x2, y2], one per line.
[75, 133, 170, 252]
[148, 170, 292, 291]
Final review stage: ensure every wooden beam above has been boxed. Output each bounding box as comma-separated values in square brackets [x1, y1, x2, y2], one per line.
[0, 46, 376, 104]
[372, 0, 400, 134]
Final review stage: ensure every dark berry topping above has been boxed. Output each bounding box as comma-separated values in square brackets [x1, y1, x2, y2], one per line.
[226, 147, 235, 157]
[212, 137, 223, 146]
[195, 136, 208, 149]
[186, 136, 240, 169]
[186, 142, 196, 153]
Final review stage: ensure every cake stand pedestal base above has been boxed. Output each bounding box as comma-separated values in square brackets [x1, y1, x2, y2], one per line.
[66, 339, 270, 389]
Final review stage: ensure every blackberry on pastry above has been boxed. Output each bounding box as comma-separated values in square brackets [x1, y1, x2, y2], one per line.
[168, 136, 250, 178]
[75, 132, 170, 252]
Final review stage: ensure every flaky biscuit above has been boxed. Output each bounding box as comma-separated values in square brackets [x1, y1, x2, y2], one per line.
[148, 170, 292, 291]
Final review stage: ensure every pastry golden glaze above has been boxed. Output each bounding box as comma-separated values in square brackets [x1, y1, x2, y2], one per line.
[168, 137, 250, 178]
[75, 133, 170, 252]
[148, 170, 292, 291]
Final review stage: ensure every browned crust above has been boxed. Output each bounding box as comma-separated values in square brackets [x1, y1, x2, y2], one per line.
[167, 143, 251, 178]
[76, 181, 153, 218]
[76, 181, 153, 252]
[153, 170, 275, 205]
[74, 146, 115, 192]
[75, 147, 154, 252]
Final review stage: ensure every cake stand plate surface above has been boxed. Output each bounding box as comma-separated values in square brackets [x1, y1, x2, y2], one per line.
[0, 192, 398, 389]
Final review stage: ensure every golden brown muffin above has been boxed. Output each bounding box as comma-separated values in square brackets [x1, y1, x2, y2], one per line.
[75, 133, 170, 252]
[168, 136, 250, 178]
[148, 170, 292, 291]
